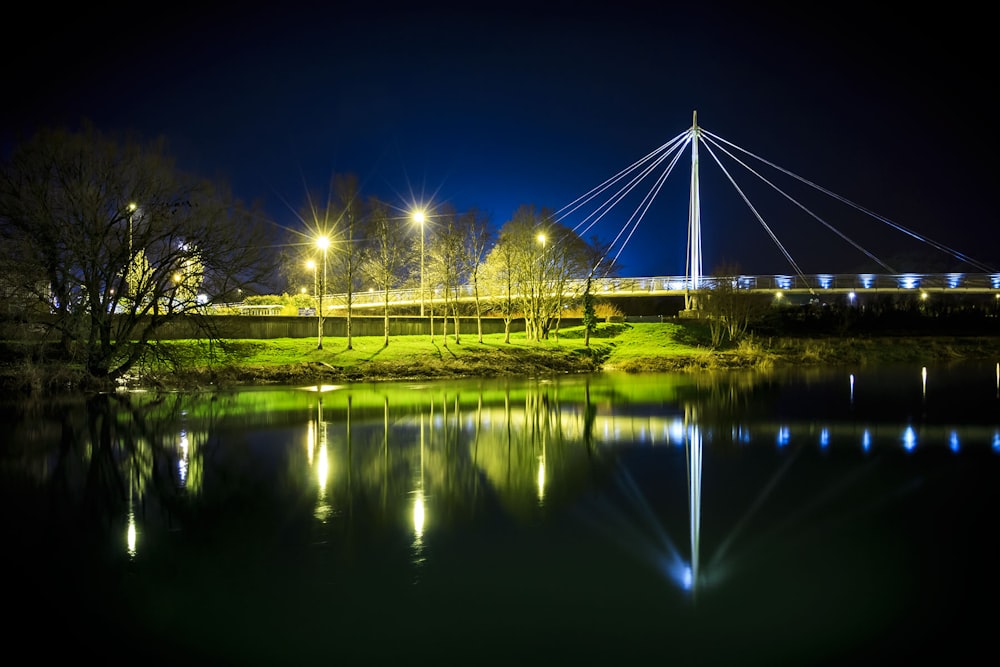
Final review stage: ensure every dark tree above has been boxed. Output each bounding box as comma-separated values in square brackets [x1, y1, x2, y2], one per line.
[0, 123, 275, 387]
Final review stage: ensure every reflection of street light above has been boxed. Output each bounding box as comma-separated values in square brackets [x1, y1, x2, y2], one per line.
[413, 211, 426, 317]
[316, 236, 329, 350]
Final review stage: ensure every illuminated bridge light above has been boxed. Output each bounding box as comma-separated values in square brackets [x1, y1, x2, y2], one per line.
[774, 275, 792, 290]
[859, 274, 875, 289]
[946, 273, 964, 289]
[738, 275, 756, 289]
[819, 428, 830, 449]
[897, 274, 921, 289]
[862, 429, 871, 452]
[776, 425, 790, 447]
[992, 274, 1000, 289]
[949, 431, 960, 453]
[993, 431, 1000, 452]
[817, 274, 833, 289]
[902, 425, 917, 451]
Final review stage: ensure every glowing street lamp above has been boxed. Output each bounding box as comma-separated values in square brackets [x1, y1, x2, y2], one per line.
[413, 210, 426, 317]
[316, 236, 329, 350]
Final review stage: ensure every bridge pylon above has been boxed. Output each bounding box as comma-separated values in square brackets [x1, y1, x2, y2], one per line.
[684, 110, 703, 314]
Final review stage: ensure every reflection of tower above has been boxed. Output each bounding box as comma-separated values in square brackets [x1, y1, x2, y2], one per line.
[686, 403, 703, 596]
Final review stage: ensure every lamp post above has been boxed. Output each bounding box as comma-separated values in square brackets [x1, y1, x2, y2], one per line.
[316, 236, 329, 350]
[126, 202, 137, 296]
[413, 210, 426, 317]
[128, 202, 137, 257]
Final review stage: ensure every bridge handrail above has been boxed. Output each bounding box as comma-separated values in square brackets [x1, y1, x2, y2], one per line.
[221, 272, 1000, 312]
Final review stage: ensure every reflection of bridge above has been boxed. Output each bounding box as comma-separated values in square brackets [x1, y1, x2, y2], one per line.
[320, 271, 1000, 310]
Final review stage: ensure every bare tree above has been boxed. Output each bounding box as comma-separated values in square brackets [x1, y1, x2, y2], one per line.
[0, 123, 274, 386]
[481, 229, 518, 343]
[360, 198, 408, 346]
[431, 207, 468, 346]
[461, 208, 493, 343]
[485, 205, 592, 341]
[702, 261, 771, 347]
[330, 174, 366, 351]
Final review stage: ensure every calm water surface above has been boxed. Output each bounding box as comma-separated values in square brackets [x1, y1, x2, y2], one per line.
[3, 362, 999, 665]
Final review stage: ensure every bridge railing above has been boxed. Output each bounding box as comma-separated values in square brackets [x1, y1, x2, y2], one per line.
[224, 272, 1000, 314]
[589, 273, 1000, 293]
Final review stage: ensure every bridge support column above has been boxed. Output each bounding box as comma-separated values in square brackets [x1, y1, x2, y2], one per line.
[684, 109, 703, 313]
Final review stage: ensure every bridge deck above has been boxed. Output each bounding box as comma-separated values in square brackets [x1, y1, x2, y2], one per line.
[296, 272, 1000, 310]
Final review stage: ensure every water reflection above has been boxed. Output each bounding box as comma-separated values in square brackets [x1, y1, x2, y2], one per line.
[3, 364, 999, 661]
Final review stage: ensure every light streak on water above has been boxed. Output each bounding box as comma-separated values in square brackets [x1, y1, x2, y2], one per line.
[903, 426, 918, 452]
[127, 508, 137, 559]
[688, 423, 702, 595]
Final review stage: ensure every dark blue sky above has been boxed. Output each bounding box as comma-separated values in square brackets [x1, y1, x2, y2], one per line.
[4, 1, 996, 277]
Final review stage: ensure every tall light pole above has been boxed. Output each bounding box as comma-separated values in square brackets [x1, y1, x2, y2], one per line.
[316, 236, 329, 350]
[413, 210, 426, 317]
[126, 202, 137, 296]
[128, 202, 137, 258]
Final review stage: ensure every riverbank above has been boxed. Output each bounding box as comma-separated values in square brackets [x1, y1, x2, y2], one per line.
[4, 321, 1000, 395]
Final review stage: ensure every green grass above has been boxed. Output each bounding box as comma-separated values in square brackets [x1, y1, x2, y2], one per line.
[172, 322, 710, 369]
[10, 319, 999, 395]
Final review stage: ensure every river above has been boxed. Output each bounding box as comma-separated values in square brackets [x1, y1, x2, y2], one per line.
[3, 362, 998, 664]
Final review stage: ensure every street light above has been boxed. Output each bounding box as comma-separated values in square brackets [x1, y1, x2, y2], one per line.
[128, 202, 137, 257]
[316, 236, 329, 350]
[413, 210, 426, 317]
[125, 202, 137, 296]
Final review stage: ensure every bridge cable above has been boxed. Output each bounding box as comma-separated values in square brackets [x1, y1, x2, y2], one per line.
[702, 129, 997, 273]
[699, 132, 897, 273]
[554, 131, 689, 223]
[554, 133, 692, 277]
[700, 140, 814, 293]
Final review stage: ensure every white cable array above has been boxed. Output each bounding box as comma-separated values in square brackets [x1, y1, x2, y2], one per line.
[555, 121, 997, 282]
[701, 128, 997, 273]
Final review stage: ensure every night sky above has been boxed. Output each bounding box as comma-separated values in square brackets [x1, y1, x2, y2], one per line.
[3, 1, 996, 278]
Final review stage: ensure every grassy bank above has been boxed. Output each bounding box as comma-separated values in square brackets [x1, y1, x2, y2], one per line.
[4, 321, 1000, 394]
[135, 321, 1000, 390]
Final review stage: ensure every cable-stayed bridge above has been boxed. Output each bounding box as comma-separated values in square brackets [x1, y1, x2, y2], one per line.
[555, 110, 998, 311]
[260, 111, 997, 316]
